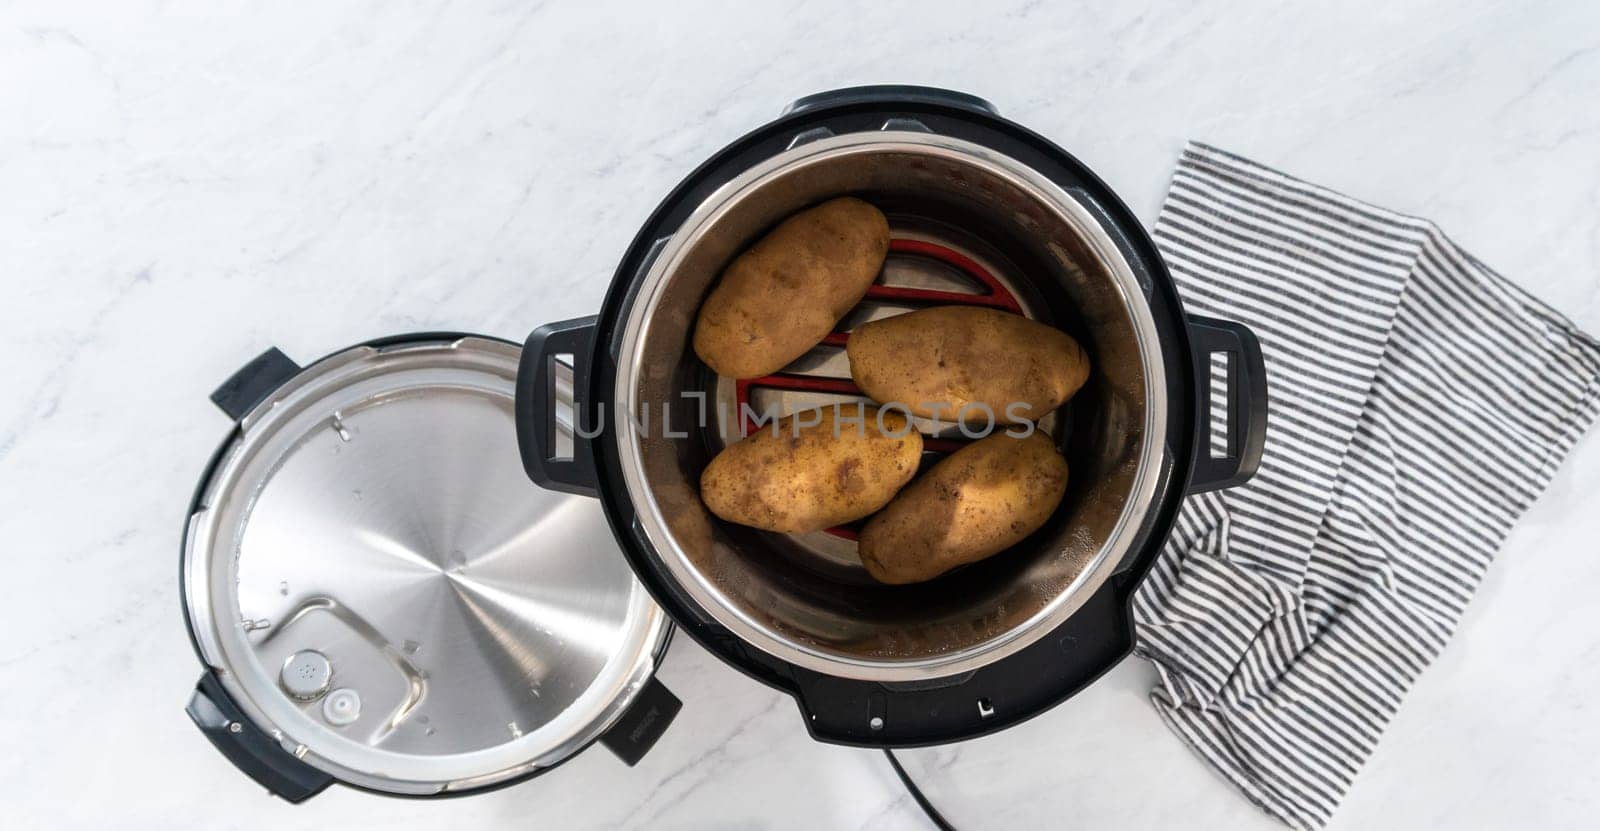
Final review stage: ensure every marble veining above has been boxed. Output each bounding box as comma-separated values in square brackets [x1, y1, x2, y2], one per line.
[2, 0, 1597, 828]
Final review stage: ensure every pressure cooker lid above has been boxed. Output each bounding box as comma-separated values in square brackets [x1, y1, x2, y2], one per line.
[182, 335, 671, 795]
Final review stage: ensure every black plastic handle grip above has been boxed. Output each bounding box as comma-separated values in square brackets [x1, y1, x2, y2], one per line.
[598, 677, 682, 766]
[1186, 316, 1269, 493]
[784, 85, 999, 117]
[186, 672, 334, 802]
[516, 316, 600, 497]
[211, 347, 301, 421]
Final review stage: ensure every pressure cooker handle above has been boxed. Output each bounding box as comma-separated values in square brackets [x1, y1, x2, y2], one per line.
[211, 347, 302, 421]
[598, 677, 682, 766]
[516, 316, 601, 497]
[186, 672, 334, 802]
[1185, 316, 1269, 492]
[784, 85, 999, 117]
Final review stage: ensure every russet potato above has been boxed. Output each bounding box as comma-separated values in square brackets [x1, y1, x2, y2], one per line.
[847, 306, 1089, 424]
[693, 197, 890, 379]
[700, 404, 924, 534]
[858, 431, 1068, 584]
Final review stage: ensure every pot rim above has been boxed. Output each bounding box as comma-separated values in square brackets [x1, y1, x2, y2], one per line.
[610, 130, 1169, 681]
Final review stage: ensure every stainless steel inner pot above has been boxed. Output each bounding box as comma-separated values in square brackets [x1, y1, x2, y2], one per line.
[613, 131, 1167, 681]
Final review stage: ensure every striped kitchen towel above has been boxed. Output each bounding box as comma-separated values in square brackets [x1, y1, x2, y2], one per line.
[1132, 143, 1600, 829]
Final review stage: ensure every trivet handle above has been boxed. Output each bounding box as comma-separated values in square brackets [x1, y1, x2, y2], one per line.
[517, 316, 600, 497]
[1186, 316, 1269, 493]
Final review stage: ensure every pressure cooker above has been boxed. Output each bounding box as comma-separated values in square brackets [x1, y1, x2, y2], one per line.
[514, 85, 1266, 745]
[180, 85, 1265, 800]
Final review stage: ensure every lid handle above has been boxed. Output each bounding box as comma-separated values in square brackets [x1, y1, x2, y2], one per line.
[186, 672, 334, 802]
[598, 677, 681, 766]
[211, 347, 301, 422]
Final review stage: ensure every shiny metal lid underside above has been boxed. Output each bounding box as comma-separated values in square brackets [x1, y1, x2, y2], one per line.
[184, 337, 667, 794]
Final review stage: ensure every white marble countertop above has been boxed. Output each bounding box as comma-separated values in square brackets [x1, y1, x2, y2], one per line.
[4, 0, 1598, 828]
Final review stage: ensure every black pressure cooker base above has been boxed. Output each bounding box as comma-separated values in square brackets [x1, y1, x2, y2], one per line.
[609, 435, 1184, 748]
[534, 86, 1257, 747]
[730, 580, 1144, 746]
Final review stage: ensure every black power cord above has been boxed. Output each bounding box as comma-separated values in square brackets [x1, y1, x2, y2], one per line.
[883, 749, 958, 830]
